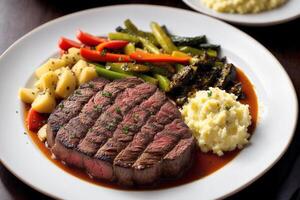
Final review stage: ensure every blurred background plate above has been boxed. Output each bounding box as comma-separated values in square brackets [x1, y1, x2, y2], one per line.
[183, 0, 300, 26]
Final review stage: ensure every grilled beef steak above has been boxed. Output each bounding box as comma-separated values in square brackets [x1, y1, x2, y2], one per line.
[47, 77, 195, 186]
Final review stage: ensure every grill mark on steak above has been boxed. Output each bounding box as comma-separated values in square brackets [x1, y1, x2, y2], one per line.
[77, 83, 157, 157]
[132, 119, 192, 185]
[51, 78, 143, 166]
[47, 78, 109, 147]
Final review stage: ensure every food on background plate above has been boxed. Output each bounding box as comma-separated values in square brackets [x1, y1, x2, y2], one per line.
[18, 19, 257, 188]
[201, 0, 287, 14]
[181, 87, 251, 156]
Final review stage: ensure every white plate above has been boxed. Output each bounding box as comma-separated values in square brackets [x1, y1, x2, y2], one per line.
[183, 0, 300, 26]
[0, 4, 298, 200]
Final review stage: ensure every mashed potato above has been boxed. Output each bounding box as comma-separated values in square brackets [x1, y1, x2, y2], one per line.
[201, 0, 287, 14]
[181, 87, 251, 156]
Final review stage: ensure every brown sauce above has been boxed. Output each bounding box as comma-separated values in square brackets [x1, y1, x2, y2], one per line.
[24, 68, 258, 190]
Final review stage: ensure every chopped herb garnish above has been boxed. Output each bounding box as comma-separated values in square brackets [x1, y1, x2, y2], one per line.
[105, 122, 116, 131]
[59, 104, 64, 110]
[100, 49, 107, 56]
[88, 82, 95, 88]
[23, 132, 27, 135]
[122, 126, 129, 134]
[207, 90, 212, 97]
[102, 91, 112, 97]
[75, 90, 82, 95]
[69, 132, 76, 139]
[115, 106, 121, 114]
[94, 105, 102, 112]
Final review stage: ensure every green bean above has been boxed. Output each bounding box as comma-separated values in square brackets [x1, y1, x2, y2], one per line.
[199, 43, 220, 50]
[138, 37, 160, 54]
[115, 26, 127, 33]
[105, 63, 133, 75]
[124, 43, 136, 55]
[124, 19, 159, 46]
[108, 32, 139, 43]
[154, 74, 171, 92]
[179, 46, 217, 57]
[150, 65, 173, 77]
[107, 62, 150, 72]
[97, 63, 158, 85]
[95, 66, 133, 80]
[137, 74, 158, 85]
[206, 49, 218, 57]
[150, 22, 177, 54]
[124, 19, 139, 33]
[161, 25, 207, 46]
[179, 46, 205, 55]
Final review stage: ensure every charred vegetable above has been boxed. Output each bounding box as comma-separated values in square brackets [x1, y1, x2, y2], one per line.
[227, 82, 245, 99]
[161, 25, 207, 46]
[199, 43, 220, 50]
[170, 66, 194, 89]
[214, 63, 236, 89]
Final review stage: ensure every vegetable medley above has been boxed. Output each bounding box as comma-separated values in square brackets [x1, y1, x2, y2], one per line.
[19, 19, 244, 133]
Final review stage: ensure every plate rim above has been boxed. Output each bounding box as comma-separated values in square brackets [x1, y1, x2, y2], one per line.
[0, 4, 298, 200]
[182, 0, 300, 26]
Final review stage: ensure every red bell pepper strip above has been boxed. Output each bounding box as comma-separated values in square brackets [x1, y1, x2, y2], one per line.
[58, 37, 82, 51]
[96, 40, 129, 52]
[80, 48, 132, 63]
[129, 51, 190, 64]
[76, 30, 107, 46]
[27, 108, 47, 132]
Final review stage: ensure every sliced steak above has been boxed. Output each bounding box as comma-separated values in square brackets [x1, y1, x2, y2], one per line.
[47, 78, 109, 147]
[48, 78, 195, 186]
[80, 84, 157, 179]
[162, 137, 195, 177]
[51, 78, 143, 167]
[132, 119, 193, 185]
[77, 82, 157, 157]
[91, 90, 167, 180]
[113, 101, 181, 185]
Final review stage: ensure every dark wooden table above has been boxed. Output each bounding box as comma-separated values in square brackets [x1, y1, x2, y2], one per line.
[1, 0, 299, 199]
